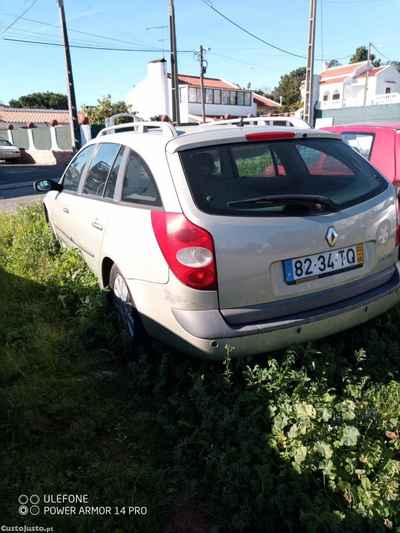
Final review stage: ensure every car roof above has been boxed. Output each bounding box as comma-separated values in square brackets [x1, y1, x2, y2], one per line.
[324, 122, 400, 131]
[166, 125, 341, 153]
[90, 120, 342, 155]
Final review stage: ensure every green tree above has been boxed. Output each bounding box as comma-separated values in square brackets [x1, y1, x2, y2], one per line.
[327, 59, 341, 69]
[9, 92, 68, 109]
[275, 67, 306, 107]
[254, 87, 280, 102]
[349, 46, 381, 67]
[82, 95, 136, 125]
[387, 60, 400, 73]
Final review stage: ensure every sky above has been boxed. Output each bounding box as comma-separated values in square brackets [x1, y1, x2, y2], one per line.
[0, 0, 399, 110]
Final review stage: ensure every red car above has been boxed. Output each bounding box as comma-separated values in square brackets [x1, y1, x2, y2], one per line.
[322, 122, 400, 185]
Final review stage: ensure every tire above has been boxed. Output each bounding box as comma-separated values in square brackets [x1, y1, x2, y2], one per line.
[10, 158, 18, 164]
[109, 264, 148, 348]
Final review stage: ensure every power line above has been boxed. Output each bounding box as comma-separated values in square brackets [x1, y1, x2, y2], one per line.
[3, 36, 194, 53]
[0, 12, 161, 49]
[371, 42, 394, 62]
[210, 51, 286, 73]
[201, 0, 350, 62]
[84, 2, 156, 49]
[6, 27, 128, 49]
[1, 0, 38, 35]
[201, 0, 309, 60]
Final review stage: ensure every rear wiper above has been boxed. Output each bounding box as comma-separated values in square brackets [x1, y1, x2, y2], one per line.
[227, 194, 339, 212]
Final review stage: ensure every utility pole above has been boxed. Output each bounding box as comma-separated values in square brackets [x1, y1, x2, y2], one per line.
[195, 46, 209, 123]
[363, 42, 371, 106]
[168, 0, 180, 125]
[304, 0, 317, 126]
[57, 0, 80, 153]
[199, 45, 206, 123]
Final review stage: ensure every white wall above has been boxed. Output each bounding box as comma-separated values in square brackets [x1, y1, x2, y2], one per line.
[375, 66, 400, 96]
[300, 74, 320, 110]
[126, 60, 170, 119]
[319, 81, 344, 109]
[127, 61, 258, 121]
[316, 64, 400, 109]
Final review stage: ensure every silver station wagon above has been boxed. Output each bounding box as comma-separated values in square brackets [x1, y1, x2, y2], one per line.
[35, 119, 400, 360]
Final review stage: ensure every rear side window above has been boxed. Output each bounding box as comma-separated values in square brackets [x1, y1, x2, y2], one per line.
[63, 145, 95, 193]
[340, 132, 374, 160]
[121, 150, 162, 206]
[179, 138, 388, 217]
[83, 143, 121, 197]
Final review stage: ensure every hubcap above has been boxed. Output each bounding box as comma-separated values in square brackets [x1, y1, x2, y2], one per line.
[113, 274, 135, 338]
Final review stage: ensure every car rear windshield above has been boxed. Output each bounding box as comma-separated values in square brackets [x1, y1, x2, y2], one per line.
[0, 140, 12, 146]
[179, 138, 388, 217]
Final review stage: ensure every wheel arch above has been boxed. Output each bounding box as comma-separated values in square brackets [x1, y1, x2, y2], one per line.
[101, 256, 115, 288]
[43, 204, 49, 223]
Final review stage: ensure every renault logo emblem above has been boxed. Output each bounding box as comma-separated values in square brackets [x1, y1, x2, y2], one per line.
[326, 227, 338, 247]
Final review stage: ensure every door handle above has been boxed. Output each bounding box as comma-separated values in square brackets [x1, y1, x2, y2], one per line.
[63, 206, 69, 214]
[92, 220, 103, 231]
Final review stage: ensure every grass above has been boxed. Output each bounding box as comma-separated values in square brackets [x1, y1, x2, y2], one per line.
[0, 204, 171, 532]
[1, 202, 400, 533]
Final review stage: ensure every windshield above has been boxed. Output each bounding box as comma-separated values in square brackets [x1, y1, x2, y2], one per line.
[179, 138, 388, 217]
[0, 140, 12, 146]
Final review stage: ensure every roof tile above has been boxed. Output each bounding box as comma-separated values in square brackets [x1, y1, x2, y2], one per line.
[318, 61, 366, 78]
[253, 94, 280, 107]
[168, 73, 237, 89]
[320, 75, 349, 85]
[0, 109, 86, 125]
[355, 67, 386, 79]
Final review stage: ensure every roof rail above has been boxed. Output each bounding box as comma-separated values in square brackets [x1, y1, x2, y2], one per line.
[96, 121, 178, 138]
[201, 117, 311, 129]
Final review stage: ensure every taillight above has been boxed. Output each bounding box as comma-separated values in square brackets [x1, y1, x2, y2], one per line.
[151, 212, 217, 290]
[245, 132, 296, 141]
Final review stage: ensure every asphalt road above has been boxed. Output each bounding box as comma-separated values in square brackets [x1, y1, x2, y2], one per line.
[0, 163, 64, 213]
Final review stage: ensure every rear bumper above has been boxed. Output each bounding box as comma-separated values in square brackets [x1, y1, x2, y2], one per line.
[169, 261, 400, 359]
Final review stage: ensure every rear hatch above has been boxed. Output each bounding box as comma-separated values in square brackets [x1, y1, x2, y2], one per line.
[170, 130, 397, 315]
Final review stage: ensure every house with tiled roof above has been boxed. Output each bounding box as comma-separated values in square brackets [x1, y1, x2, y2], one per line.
[253, 93, 280, 114]
[300, 61, 400, 111]
[126, 59, 279, 122]
[0, 105, 86, 129]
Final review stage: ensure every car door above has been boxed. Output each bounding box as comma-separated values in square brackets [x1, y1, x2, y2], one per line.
[50, 144, 95, 245]
[69, 142, 124, 277]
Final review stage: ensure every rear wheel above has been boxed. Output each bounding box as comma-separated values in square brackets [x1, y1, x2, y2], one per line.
[109, 264, 147, 347]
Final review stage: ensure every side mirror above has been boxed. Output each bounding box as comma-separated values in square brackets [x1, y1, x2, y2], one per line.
[34, 179, 63, 193]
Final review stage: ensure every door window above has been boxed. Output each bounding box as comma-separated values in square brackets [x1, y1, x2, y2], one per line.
[62, 145, 95, 193]
[121, 151, 162, 206]
[340, 132, 374, 160]
[83, 143, 121, 197]
[104, 147, 124, 199]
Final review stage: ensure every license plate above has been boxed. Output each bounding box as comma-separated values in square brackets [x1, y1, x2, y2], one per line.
[284, 244, 364, 285]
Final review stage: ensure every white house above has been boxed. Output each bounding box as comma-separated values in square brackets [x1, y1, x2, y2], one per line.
[301, 61, 400, 111]
[126, 59, 265, 122]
